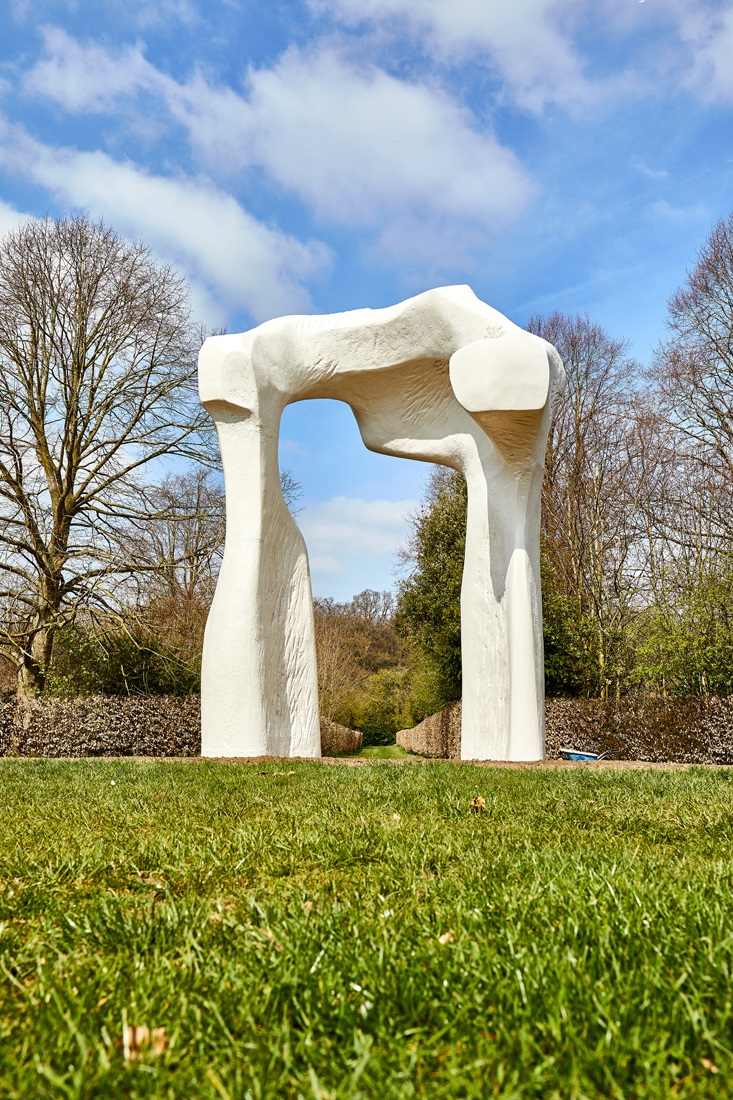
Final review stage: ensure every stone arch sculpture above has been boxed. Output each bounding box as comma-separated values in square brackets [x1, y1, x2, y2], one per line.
[198, 285, 564, 761]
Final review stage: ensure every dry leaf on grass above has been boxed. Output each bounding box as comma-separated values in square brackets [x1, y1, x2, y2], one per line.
[138, 874, 164, 888]
[470, 796, 487, 813]
[122, 1023, 168, 1062]
[438, 930, 455, 945]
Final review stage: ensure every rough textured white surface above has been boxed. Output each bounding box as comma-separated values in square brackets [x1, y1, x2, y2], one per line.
[198, 286, 564, 760]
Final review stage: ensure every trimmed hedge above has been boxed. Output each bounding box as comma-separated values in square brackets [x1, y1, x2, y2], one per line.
[0, 697, 362, 757]
[397, 697, 733, 764]
[319, 717, 363, 755]
[397, 702, 461, 759]
[6, 693, 730, 762]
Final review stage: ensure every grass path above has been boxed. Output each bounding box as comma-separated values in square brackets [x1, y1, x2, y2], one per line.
[346, 745, 417, 760]
[1, 760, 732, 1097]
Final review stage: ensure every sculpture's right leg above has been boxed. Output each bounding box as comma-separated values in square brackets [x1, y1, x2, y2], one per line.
[460, 452, 545, 761]
[200, 403, 321, 758]
[450, 335, 561, 761]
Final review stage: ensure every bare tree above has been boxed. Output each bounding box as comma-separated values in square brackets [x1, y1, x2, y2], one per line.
[313, 589, 404, 723]
[0, 214, 211, 696]
[126, 468, 225, 609]
[628, 208, 733, 693]
[528, 312, 645, 696]
[107, 468, 226, 683]
[651, 208, 733, 549]
[313, 611, 366, 723]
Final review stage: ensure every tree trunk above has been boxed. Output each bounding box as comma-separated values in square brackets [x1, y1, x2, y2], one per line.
[599, 633, 608, 700]
[16, 620, 55, 699]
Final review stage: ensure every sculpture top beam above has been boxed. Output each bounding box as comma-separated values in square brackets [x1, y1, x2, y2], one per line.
[199, 287, 564, 761]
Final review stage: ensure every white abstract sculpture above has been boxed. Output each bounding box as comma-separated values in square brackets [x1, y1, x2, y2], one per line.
[198, 286, 564, 760]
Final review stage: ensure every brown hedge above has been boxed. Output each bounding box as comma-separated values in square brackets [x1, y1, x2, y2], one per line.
[397, 697, 733, 764]
[4, 694, 727, 761]
[0, 696, 362, 757]
[319, 717, 363, 755]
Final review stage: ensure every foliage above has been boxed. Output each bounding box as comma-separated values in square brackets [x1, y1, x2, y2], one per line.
[1, 760, 733, 1097]
[631, 561, 733, 696]
[314, 589, 400, 675]
[351, 667, 413, 745]
[313, 589, 408, 741]
[540, 551, 597, 696]
[396, 652, 459, 726]
[395, 468, 603, 702]
[44, 622, 201, 697]
[394, 468, 465, 708]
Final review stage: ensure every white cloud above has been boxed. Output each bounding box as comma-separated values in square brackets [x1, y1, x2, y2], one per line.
[675, 3, 733, 103]
[311, 0, 733, 111]
[308, 0, 597, 112]
[24, 27, 155, 111]
[589, 0, 733, 106]
[24, 31, 534, 247]
[0, 120, 331, 322]
[631, 157, 669, 183]
[648, 199, 708, 224]
[0, 198, 31, 236]
[298, 495, 417, 573]
[240, 48, 531, 228]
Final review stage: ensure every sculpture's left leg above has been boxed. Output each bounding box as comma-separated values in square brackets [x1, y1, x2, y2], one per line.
[200, 401, 321, 759]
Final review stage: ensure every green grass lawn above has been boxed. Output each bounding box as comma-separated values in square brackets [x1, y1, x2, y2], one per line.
[1, 761, 733, 1098]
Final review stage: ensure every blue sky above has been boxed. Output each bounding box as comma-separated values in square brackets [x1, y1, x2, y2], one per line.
[1, 0, 732, 599]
